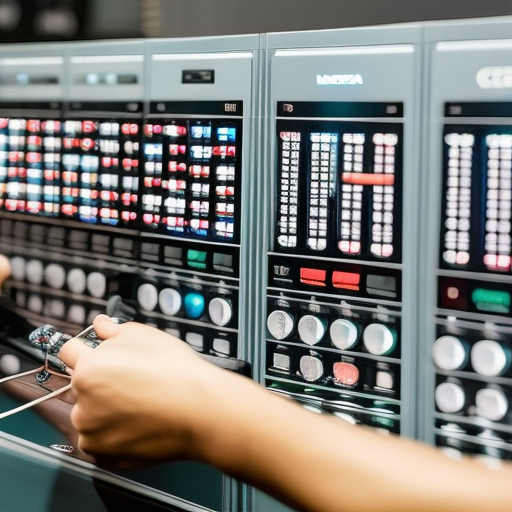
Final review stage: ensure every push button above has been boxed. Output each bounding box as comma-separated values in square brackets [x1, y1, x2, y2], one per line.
[299, 354, 324, 382]
[300, 268, 326, 286]
[366, 274, 396, 298]
[164, 246, 183, 266]
[330, 319, 358, 350]
[333, 361, 359, 388]
[87, 272, 107, 299]
[433, 335, 468, 371]
[208, 297, 233, 327]
[471, 340, 510, 377]
[298, 315, 326, 345]
[158, 288, 182, 316]
[67, 268, 87, 294]
[267, 310, 294, 340]
[137, 283, 159, 311]
[187, 249, 207, 270]
[44, 263, 66, 289]
[475, 386, 508, 422]
[332, 271, 360, 291]
[184, 292, 205, 319]
[213, 253, 234, 273]
[435, 381, 465, 414]
[362, 323, 396, 356]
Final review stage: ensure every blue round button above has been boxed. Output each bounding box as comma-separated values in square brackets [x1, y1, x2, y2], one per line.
[184, 292, 205, 319]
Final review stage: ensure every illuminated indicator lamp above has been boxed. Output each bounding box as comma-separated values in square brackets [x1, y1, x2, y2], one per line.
[471, 288, 510, 314]
[332, 271, 360, 291]
[484, 254, 511, 271]
[338, 241, 361, 255]
[300, 268, 326, 286]
[333, 361, 359, 388]
[184, 292, 205, 319]
[341, 172, 395, 186]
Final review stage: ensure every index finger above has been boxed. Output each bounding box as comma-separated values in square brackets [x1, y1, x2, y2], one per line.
[58, 337, 95, 372]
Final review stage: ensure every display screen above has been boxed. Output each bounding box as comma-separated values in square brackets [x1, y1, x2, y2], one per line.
[0, 105, 142, 228]
[141, 117, 242, 243]
[440, 120, 512, 273]
[275, 102, 403, 262]
[62, 118, 141, 227]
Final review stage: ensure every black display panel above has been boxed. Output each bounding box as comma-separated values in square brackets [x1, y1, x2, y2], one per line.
[274, 102, 403, 263]
[0, 102, 142, 229]
[141, 104, 242, 243]
[440, 119, 512, 274]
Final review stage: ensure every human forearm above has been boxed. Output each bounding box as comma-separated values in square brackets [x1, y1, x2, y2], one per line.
[198, 372, 512, 512]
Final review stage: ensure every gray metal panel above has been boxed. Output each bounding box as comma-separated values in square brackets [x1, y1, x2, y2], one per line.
[147, 36, 259, 103]
[65, 40, 147, 101]
[261, 24, 424, 443]
[420, 17, 512, 455]
[0, 43, 65, 101]
[266, 21, 423, 50]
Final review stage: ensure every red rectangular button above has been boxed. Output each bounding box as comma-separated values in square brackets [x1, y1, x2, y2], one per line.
[300, 268, 326, 286]
[332, 271, 360, 290]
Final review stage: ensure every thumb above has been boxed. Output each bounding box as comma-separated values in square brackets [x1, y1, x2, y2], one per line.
[92, 314, 127, 339]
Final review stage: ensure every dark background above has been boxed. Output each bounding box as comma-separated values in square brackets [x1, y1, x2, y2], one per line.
[1, 0, 512, 42]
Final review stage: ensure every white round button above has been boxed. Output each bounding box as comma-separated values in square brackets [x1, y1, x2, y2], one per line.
[10, 256, 26, 281]
[267, 310, 294, 340]
[475, 387, 508, 422]
[330, 319, 358, 350]
[67, 268, 87, 294]
[137, 283, 158, 311]
[159, 288, 182, 316]
[25, 259, 44, 285]
[435, 381, 465, 413]
[298, 315, 326, 345]
[67, 304, 86, 325]
[433, 335, 468, 371]
[363, 323, 396, 356]
[44, 263, 66, 289]
[208, 297, 233, 327]
[471, 340, 510, 377]
[299, 355, 324, 382]
[87, 272, 107, 299]
[0, 354, 21, 375]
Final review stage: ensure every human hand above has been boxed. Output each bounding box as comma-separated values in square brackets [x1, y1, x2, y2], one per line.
[59, 315, 226, 468]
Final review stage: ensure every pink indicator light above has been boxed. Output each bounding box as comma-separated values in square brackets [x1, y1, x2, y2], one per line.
[342, 172, 395, 186]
